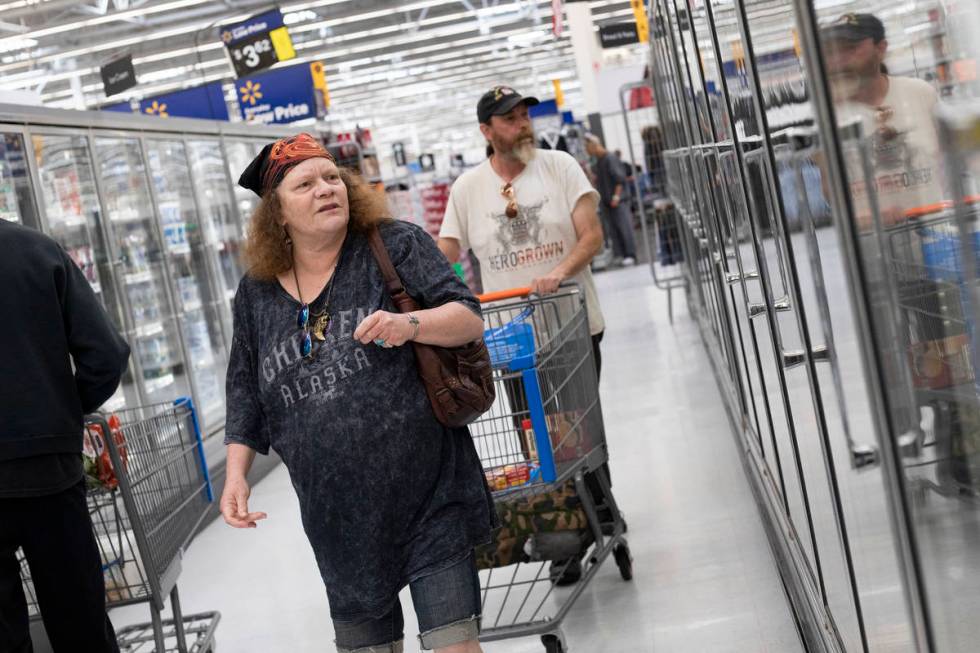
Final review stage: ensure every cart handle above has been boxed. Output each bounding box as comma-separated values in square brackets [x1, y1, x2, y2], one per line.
[477, 287, 532, 303]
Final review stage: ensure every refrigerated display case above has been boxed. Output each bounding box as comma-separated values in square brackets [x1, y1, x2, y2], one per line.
[93, 135, 192, 407]
[32, 131, 134, 413]
[0, 104, 294, 436]
[648, 0, 980, 650]
[223, 139, 266, 235]
[186, 139, 244, 348]
[0, 132, 39, 228]
[144, 137, 228, 432]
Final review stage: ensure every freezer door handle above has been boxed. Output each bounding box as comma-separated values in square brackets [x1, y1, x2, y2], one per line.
[726, 270, 759, 285]
[748, 296, 790, 318]
[782, 344, 830, 369]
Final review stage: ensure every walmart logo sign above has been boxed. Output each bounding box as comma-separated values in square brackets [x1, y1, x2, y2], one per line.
[237, 63, 321, 125]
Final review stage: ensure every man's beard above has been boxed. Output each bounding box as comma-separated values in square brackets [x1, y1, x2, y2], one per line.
[513, 138, 537, 164]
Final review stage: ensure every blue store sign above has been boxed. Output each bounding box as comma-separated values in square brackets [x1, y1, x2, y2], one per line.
[236, 63, 326, 125]
[139, 82, 229, 121]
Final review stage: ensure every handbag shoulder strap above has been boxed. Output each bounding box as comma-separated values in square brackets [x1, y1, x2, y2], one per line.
[367, 225, 420, 313]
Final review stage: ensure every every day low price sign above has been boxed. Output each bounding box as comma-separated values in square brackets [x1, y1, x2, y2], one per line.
[220, 8, 296, 78]
[139, 82, 229, 121]
[237, 62, 329, 125]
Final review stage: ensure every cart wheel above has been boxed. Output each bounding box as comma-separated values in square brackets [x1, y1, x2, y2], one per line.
[541, 633, 565, 653]
[614, 542, 633, 581]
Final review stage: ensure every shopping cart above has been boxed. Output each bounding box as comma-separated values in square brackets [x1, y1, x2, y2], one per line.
[882, 202, 980, 500]
[18, 398, 220, 653]
[472, 285, 632, 653]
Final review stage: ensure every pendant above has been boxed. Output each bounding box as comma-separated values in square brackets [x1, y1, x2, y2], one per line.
[311, 312, 331, 341]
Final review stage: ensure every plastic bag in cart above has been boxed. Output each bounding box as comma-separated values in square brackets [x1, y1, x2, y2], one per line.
[484, 305, 536, 370]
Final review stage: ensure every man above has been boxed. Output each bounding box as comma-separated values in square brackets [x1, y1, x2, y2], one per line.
[822, 13, 951, 468]
[438, 86, 611, 585]
[438, 85, 606, 373]
[823, 12, 944, 227]
[586, 136, 637, 267]
[0, 220, 130, 652]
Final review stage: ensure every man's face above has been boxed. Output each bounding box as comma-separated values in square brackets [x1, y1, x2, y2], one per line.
[826, 37, 885, 80]
[481, 103, 535, 162]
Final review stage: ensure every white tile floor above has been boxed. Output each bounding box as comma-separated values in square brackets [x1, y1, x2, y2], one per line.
[113, 265, 803, 652]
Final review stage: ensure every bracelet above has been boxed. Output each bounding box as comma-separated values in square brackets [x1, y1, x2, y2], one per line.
[407, 313, 420, 340]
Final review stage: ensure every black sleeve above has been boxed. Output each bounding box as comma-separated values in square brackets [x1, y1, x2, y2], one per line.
[386, 221, 482, 318]
[60, 250, 130, 414]
[223, 280, 271, 455]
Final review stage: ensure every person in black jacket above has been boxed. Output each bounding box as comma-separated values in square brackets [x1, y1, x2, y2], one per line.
[0, 220, 130, 653]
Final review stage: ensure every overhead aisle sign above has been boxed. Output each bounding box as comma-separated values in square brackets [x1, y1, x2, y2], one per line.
[139, 82, 229, 121]
[236, 62, 329, 124]
[220, 9, 296, 78]
[100, 54, 137, 97]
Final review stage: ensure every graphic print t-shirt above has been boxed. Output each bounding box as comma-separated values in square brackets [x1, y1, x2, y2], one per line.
[223, 221, 495, 620]
[837, 75, 945, 224]
[439, 149, 605, 335]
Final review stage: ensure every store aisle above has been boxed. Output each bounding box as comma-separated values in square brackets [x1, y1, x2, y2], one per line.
[112, 266, 803, 652]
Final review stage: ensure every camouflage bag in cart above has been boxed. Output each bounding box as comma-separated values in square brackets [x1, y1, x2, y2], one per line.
[475, 481, 593, 570]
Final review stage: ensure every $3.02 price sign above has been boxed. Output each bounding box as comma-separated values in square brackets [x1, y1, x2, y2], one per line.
[229, 32, 278, 77]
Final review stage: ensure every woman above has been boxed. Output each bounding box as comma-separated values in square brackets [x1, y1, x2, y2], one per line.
[220, 133, 495, 653]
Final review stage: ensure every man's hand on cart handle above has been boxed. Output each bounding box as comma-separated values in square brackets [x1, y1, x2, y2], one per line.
[220, 477, 268, 529]
[530, 271, 564, 295]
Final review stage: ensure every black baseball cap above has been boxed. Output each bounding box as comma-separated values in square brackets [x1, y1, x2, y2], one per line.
[477, 86, 539, 124]
[822, 13, 886, 43]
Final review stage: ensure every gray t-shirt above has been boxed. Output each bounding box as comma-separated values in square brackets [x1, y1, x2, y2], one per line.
[224, 220, 495, 621]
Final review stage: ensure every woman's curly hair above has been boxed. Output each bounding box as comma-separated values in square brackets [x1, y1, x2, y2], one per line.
[242, 166, 390, 280]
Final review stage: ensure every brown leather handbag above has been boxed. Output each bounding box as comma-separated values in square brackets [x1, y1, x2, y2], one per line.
[367, 227, 495, 428]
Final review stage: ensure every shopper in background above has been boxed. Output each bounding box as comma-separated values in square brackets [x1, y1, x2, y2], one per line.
[0, 220, 130, 653]
[438, 86, 613, 586]
[221, 133, 495, 653]
[586, 135, 638, 267]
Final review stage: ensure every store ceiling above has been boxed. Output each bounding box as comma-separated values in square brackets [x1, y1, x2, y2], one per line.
[0, 0, 643, 155]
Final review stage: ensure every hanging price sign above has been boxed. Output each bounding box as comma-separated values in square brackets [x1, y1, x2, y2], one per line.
[220, 9, 295, 78]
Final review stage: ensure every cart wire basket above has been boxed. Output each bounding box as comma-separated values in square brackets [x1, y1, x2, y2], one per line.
[473, 285, 633, 653]
[18, 397, 220, 653]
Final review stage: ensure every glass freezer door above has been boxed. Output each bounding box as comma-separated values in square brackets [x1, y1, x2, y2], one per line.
[93, 136, 191, 406]
[0, 133, 39, 229]
[223, 139, 265, 234]
[32, 132, 134, 412]
[186, 139, 244, 345]
[144, 138, 228, 432]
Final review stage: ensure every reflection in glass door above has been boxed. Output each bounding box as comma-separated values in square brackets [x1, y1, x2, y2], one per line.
[223, 139, 266, 234]
[32, 133, 135, 412]
[187, 139, 244, 346]
[144, 138, 228, 432]
[93, 136, 191, 406]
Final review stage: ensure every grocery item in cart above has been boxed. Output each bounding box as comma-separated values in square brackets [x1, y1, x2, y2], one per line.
[82, 414, 128, 490]
[475, 480, 589, 570]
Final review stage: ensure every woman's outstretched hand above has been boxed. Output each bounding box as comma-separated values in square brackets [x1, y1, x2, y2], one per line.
[220, 475, 268, 529]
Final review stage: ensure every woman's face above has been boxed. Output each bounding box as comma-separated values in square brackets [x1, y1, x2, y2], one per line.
[277, 157, 349, 242]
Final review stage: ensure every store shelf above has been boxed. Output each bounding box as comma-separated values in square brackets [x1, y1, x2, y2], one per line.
[135, 320, 164, 338]
[168, 244, 192, 256]
[183, 300, 203, 313]
[125, 270, 154, 286]
[110, 209, 150, 223]
[53, 214, 88, 228]
[143, 373, 175, 395]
